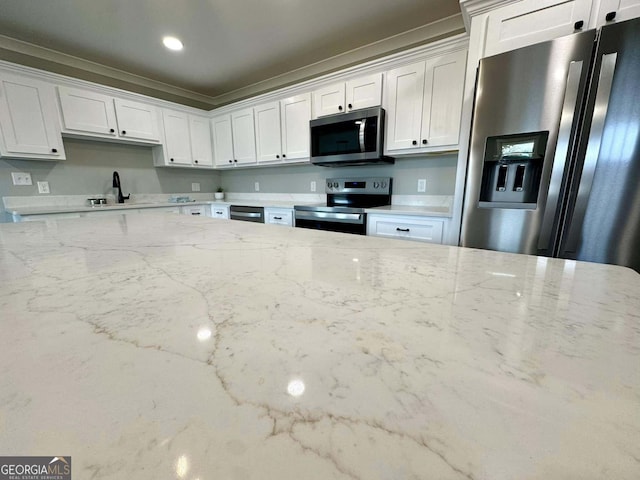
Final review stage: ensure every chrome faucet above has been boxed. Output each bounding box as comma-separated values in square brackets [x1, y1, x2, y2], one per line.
[112, 171, 130, 204]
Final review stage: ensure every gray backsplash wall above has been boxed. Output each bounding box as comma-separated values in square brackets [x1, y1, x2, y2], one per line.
[0, 138, 221, 198]
[219, 154, 458, 195]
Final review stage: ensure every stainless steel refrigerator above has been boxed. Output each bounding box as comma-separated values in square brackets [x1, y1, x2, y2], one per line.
[460, 17, 640, 273]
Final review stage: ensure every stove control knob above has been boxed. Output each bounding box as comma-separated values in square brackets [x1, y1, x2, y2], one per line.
[333, 182, 339, 188]
[381, 181, 387, 188]
[374, 181, 380, 188]
[327, 182, 332, 189]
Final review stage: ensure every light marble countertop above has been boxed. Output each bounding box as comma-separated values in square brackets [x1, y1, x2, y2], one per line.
[0, 214, 638, 479]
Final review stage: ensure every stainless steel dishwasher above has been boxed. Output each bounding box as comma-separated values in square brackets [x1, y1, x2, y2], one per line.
[229, 205, 264, 223]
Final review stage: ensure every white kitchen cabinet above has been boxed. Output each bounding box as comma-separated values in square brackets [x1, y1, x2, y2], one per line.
[160, 109, 192, 165]
[593, 0, 640, 25]
[254, 101, 282, 163]
[367, 214, 445, 244]
[0, 73, 65, 160]
[483, 0, 593, 57]
[385, 49, 466, 154]
[265, 207, 294, 226]
[212, 114, 235, 167]
[210, 204, 230, 219]
[57, 85, 160, 144]
[231, 108, 257, 165]
[113, 98, 160, 143]
[155, 110, 213, 168]
[312, 73, 382, 118]
[189, 115, 213, 167]
[255, 93, 311, 164]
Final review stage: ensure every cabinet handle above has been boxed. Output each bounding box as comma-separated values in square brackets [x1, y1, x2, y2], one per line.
[276, 154, 280, 159]
[194, 160, 199, 164]
[574, 20, 584, 30]
[422, 139, 428, 145]
[234, 159, 238, 163]
[412, 140, 417, 145]
[396, 227, 410, 232]
[282, 154, 286, 158]
[338, 105, 343, 111]
[348, 103, 352, 109]
[273, 216, 283, 220]
[228, 160, 233, 163]
[109, 128, 115, 133]
[51, 148, 58, 153]
[191, 212, 201, 215]
[605, 11, 616, 21]
[170, 158, 174, 162]
[121, 130, 127, 135]
[215, 211, 223, 215]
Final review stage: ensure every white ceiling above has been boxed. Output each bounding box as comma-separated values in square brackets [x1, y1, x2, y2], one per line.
[0, 0, 462, 107]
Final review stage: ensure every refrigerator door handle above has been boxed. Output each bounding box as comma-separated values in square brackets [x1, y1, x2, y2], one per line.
[564, 52, 618, 253]
[537, 60, 584, 251]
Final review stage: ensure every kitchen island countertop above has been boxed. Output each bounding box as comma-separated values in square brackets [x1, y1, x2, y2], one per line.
[0, 213, 638, 479]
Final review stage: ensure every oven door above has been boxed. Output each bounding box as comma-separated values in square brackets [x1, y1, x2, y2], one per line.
[294, 210, 366, 235]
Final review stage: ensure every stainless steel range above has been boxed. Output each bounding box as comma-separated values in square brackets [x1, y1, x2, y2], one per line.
[294, 177, 392, 235]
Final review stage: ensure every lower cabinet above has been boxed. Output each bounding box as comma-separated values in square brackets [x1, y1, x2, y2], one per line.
[180, 205, 208, 217]
[265, 207, 294, 226]
[210, 204, 230, 219]
[367, 214, 445, 244]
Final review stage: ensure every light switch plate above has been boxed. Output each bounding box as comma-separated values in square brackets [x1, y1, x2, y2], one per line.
[417, 179, 427, 193]
[254, 182, 260, 192]
[37, 181, 50, 194]
[11, 172, 32, 186]
[191, 182, 200, 192]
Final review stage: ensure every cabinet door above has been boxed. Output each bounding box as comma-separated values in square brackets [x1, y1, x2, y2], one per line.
[594, 0, 640, 25]
[57, 86, 118, 137]
[254, 102, 282, 163]
[0, 74, 65, 159]
[210, 204, 230, 219]
[345, 73, 382, 111]
[212, 114, 234, 167]
[114, 98, 160, 142]
[281, 93, 311, 161]
[312, 82, 346, 118]
[265, 208, 293, 226]
[421, 49, 467, 148]
[231, 108, 257, 165]
[484, 0, 593, 57]
[189, 115, 213, 167]
[367, 214, 444, 244]
[384, 61, 425, 152]
[162, 110, 192, 165]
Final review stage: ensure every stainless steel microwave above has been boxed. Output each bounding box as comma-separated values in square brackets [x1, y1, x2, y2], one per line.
[310, 107, 393, 167]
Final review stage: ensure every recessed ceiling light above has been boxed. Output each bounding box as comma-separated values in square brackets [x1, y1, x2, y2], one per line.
[163, 36, 184, 51]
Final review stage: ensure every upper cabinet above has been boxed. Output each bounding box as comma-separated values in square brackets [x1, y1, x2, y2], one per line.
[212, 109, 257, 167]
[254, 93, 311, 164]
[0, 72, 65, 160]
[153, 109, 213, 168]
[384, 49, 467, 154]
[593, 0, 640, 25]
[483, 0, 593, 57]
[58, 86, 160, 144]
[312, 73, 382, 118]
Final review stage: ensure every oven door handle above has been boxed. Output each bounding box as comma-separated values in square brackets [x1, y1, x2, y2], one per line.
[231, 211, 262, 218]
[295, 210, 364, 224]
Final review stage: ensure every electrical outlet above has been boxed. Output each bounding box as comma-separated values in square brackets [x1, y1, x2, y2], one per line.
[11, 172, 32, 186]
[254, 181, 260, 192]
[37, 181, 50, 194]
[417, 179, 427, 193]
[310, 181, 316, 192]
[191, 182, 200, 192]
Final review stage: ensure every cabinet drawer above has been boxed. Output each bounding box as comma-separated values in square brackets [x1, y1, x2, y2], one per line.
[368, 216, 444, 243]
[265, 208, 293, 226]
[180, 205, 208, 216]
[210, 204, 230, 219]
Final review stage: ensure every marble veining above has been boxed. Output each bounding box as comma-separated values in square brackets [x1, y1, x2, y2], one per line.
[0, 214, 638, 479]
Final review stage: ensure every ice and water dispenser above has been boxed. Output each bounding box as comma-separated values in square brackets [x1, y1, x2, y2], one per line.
[478, 131, 548, 208]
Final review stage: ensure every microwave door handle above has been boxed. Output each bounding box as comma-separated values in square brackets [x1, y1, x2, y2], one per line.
[359, 118, 366, 152]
